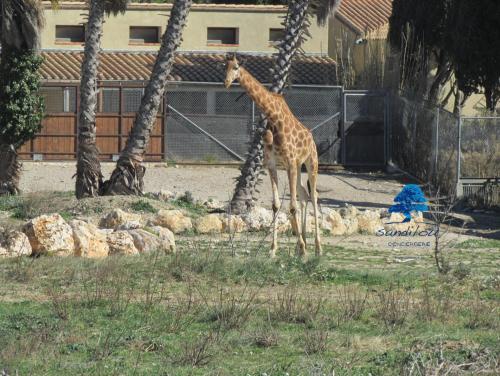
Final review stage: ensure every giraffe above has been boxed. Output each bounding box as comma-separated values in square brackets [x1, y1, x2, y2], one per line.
[224, 55, 322, 257]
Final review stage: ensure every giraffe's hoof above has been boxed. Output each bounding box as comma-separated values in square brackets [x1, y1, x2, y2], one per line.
[269, 249, 277, 258]
[295, 242, 306, 257]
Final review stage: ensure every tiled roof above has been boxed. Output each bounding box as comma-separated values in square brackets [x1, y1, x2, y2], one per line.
[39, 51, 337, 85]
[336, 0, 393, 35]
[42, 2, 286, 12]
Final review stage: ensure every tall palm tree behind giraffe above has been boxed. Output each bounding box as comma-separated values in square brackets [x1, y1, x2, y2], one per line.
[225, 55, 322, 257]
[76, 0, 130, 199]
[230, 0, 342, 214]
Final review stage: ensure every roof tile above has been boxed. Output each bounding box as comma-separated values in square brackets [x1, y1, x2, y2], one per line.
[337, 0, 393, 34]
[39, 51, 337, 85]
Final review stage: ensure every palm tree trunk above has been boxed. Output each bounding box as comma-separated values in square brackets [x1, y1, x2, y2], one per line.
[101, 0, 192, 195]
[75, 0, 104, 199]
[229, 0, 310, 214]
[0, 143, 21, 195]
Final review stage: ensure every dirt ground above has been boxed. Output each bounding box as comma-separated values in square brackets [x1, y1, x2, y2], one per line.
[20, 162, 407, 210]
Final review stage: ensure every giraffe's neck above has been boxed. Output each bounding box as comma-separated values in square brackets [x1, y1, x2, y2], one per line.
[238, 67, 281, 120]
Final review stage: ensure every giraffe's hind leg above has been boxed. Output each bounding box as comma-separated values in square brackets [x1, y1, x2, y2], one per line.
[296, 163, 309, 245]
[305, 154, 322, 256]
[288, 164, 306, 257]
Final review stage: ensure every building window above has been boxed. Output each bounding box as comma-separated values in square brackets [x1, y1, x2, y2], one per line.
[55, 25, 85, 43]
[269, 28, 285, 45]
[207, 28, 238, 45]
[129, 26, 160, 44]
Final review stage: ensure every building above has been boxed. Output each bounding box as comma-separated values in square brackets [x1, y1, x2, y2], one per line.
[41, 2, 330, 54]
[328, 0, 393, 77]
[27, 2, 338, 162]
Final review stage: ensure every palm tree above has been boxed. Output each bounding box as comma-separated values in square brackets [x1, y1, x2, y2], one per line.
[76, 0, 128, 199]
[229, 0, 342, 213]
[101, 0, 193, 195]
[0, 0, 56, 195]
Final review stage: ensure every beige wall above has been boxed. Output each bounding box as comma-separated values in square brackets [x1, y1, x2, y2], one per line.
[41, 2, 329, 54]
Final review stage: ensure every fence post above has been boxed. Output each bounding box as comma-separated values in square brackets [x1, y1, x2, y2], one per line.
[432, 106, 440, 183]
[456, 115, 463, 198]
[251, 101, 255, 133]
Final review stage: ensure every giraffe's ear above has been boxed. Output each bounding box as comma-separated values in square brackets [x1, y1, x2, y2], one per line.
[237, 55, 247, 67]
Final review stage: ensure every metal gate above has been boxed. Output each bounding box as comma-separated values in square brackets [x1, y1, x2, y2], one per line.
[343, 90, 387, 166]
[164, 83, 343, 164]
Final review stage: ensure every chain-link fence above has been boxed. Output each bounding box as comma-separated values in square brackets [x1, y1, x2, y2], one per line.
[390, 94, 500, 208]
[164, 84, 343, 164]
[343, 91, 387, 165]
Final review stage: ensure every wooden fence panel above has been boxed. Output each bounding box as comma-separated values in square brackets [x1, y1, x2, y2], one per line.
[19, 85, 166, 161]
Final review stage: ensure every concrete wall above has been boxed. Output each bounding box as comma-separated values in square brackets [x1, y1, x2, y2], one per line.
[41, 2, 329, 55]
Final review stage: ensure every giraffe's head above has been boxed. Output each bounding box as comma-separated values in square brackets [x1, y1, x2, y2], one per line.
[224, 54, 241, 88]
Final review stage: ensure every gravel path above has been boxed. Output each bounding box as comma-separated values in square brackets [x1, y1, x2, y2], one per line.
[20, 162, 407, 210]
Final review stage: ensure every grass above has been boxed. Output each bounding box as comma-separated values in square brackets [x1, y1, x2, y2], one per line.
[130, 200, 158, 214]
[0, 238, 499, 375]
[455, 238, 500, 249]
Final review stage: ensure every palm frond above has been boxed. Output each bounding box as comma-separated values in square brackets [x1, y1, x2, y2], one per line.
[104, 0, 129, 16]
[310, 0, 341, 26]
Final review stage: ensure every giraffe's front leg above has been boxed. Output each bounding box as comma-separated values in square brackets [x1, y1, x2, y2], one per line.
[267, 155, 280, 258]
[288, 165, 306, 257]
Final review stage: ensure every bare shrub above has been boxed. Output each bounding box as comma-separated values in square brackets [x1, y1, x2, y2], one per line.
[80, 258, 135, 317]
[375, 284, 412, 329]
[336, 285, 369, 325]
[46, 285, 70, 320]
[200, 285, 259, 330]
[404, 341, 500, 375]
[251, 328, 279, 348]
[414, 280, 453, 322]
[90, 330, 125, 361]
[174, 330, 220, 367]
[271, 287, 324, 325]
[302, 330, 329, 355]
[464, 288, 498, 330]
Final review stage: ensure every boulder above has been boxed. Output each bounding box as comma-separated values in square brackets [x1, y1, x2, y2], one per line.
[220, 215, 248, 233]
[357, 210, 384, 234]
[99, 209, 142, 230]
[339, 205, 358, 220]
[343, 218, 359, 235]
[203, 199, 225, 211]
[0, 246, 8, 257]
[276, 212, 292, 233]
[23, 213, 74, 256]
[116, 221, 142, 231]
[70, 220, 109, 258]
[242, 207, 273, 231]
[383, 212, 425, 232]
[156, 189, 175, 202]
[128, 229, 163, 253]
[323, 210, 346, 235]
[0, 231, 32, 257]
[153, 209, 192, 234]
[106, 231, 139, 255]
[195, 214, 223, 234]
[149, 226, 176, 253]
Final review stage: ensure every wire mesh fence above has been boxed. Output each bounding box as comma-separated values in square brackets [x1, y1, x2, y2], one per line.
[390, 94, 500, 208]
[460, 117, 500, 179]
[164, 84, 343, 164]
